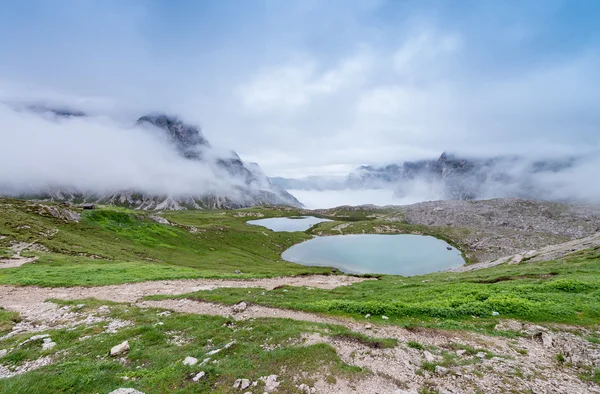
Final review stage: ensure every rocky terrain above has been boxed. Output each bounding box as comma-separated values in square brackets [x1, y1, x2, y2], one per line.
[0, 278, 598, 393]
[400, 198, 600, 263]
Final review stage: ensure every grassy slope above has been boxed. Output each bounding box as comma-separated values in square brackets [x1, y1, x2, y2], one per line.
[0, 299, 391, 394]
[148, 248, 600, 330]
[0, 200, 329, 286]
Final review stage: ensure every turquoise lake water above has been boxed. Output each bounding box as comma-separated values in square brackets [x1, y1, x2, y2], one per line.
[282, 234, 464, 276]
[247, 216, 332, 232]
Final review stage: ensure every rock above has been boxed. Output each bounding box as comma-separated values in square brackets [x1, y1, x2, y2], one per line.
[541, 332, 553, 348]
[207, 341, 235, 356]
[422, 280, 430, 283]
[261, 374, 280, 391]
[0, 349, 7, 358]
[365, 314, 371, 319]
[365, 324, 372, 330]
[234, 270, 243, 274]
[192, 371, 206, 382]
[149, 215, 170, 225]
[200, 357, 211, 365]
[110, 340, 130, 356]
[456, 350, 467, 357]
[42, 340, 56, 350]
[435, 365, 449, 376]
[108, 389, 145, 394]
[29, 334, 50, 341]
[446, 246, 452, 250]
[492, 311, 500, 316]
[232, 302, 248, 313]
[240, 379, 251, 389]
[381, 315, 389, 320]
[233, 379, 242, 388]
[509, 254, 524, 264]
[423, 351, 435, 362]
[476, 352, 486, 358]
[183, 356, 198, 366]
[494, 320, 522, 331]
[298, 383, 312, 394]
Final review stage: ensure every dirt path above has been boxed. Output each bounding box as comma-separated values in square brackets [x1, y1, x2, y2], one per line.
[1, 276, 599, 393]
[0, 275, 369, 312]
[0, 241, 40, 269]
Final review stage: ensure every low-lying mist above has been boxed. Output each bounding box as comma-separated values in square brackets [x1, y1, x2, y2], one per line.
[0, 104, 251, 198]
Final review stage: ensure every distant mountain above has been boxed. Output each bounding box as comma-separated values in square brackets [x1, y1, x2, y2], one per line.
[12, 109, 302, 210]
[272, 152, 581, 202]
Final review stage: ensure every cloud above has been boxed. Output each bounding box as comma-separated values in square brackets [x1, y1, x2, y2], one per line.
[0, 0, 598, 187]
[0, 105, 248, 197]
[235, 51, 372, 113]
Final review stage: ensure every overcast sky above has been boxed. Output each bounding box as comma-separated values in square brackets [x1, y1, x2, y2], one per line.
[1, 0, 599, 178]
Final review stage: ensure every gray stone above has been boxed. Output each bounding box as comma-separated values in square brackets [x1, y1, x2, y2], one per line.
[298, 383, 312, 394]
[476, 352, 486, 358]
[232, 302, 248, 313]
[456, 349, 467, 357]
[42, 341, 56, 350]
[108, 389, 145, 394]
[240, 379, 251, 389]
[192, 371, 206, 382]
[183, 356, 198, 366]
[110, 340, 130, 356]
[381, 315, 389, 320]
[492, 311, 500, 316]
[435, 365, 450, 376]
[541, 332, 553, 348]
[423, 351, 435, 362]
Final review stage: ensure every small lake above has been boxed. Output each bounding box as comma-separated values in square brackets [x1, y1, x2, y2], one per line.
[247, 216, 332, 232]
[282, 234, 464, 276]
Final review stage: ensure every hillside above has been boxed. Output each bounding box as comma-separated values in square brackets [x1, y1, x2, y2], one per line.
[0, 198, 599, 393]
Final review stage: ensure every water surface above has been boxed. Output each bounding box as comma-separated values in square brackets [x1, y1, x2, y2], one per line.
[247, 216, 332, 232]
[282, 234, 464, 275]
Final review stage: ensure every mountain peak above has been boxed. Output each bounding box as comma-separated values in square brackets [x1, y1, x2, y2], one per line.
[137, 114, 210, 159]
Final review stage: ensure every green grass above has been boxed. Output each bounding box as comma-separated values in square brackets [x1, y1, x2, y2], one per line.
[0, 307, 21, 335]
[147, 248, 600, 329]
[0, 299, 380, 393]
[0, 199, 332, 286]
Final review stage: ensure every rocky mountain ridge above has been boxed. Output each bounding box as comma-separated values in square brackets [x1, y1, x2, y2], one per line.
[10, 108, 301, 210]
[272, 152, 580, 202]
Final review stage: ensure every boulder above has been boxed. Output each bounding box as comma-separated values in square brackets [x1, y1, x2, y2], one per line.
[110, 341, 130, 356]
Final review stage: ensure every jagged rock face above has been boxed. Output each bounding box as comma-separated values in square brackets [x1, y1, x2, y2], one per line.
[137, 114, 209, 159]
[344, 152, 579, 201]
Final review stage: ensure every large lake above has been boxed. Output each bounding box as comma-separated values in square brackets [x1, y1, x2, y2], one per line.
[282, 234, 464, 276]
[247, 216, 332, 232]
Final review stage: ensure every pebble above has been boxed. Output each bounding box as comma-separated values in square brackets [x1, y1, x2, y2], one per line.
[381, 315, 389, 320]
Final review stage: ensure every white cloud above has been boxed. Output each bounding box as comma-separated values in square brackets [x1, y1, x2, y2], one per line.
[235, 51, 372, 113]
